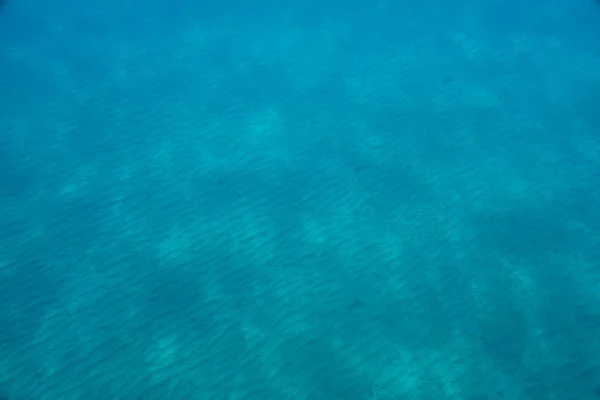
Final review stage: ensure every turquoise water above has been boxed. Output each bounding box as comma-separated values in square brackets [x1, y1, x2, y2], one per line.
[1, 0, 600, 399]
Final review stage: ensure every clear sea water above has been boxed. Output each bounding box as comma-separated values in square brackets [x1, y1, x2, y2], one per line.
[1, 0, 600, 399]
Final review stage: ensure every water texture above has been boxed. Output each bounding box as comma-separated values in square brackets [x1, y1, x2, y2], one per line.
[1, 0, 600, 399]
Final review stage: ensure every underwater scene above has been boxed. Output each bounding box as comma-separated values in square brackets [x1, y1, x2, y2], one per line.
[1, 0, 600, 399]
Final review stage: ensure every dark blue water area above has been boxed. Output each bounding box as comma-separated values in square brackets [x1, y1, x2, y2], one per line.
[1, 0, 600, 399]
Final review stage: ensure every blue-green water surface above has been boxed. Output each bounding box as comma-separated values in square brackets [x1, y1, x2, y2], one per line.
[1, 0, 600, 399]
